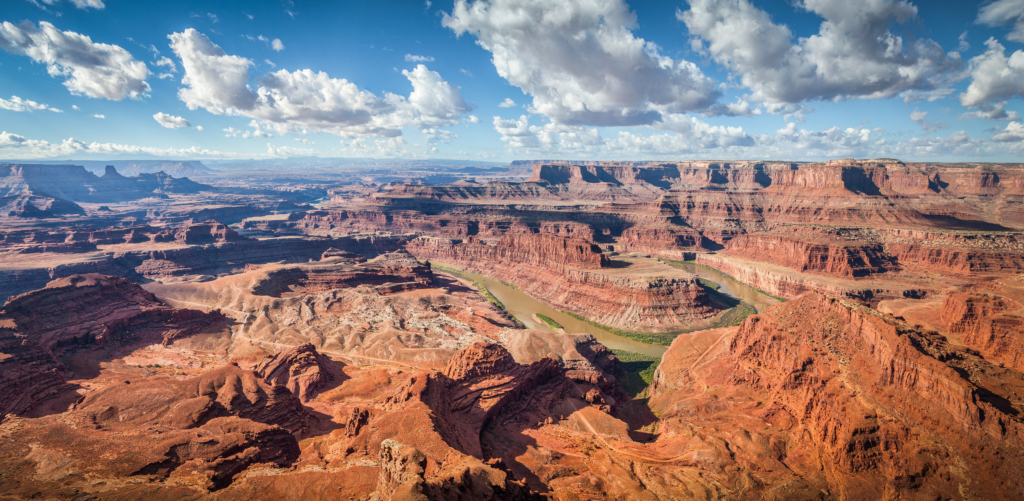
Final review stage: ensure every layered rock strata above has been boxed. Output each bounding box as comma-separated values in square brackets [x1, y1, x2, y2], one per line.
[1, 274, 225, 355]
[408, 232, 717, 332]
[941, 288, 1024, 371]
[649, 292, 1024, 499]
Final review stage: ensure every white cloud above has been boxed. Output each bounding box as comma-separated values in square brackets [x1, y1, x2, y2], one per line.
[169, 29, 470, 137]
[155, 56, 177, 79]
[960, 38, 1024, 109]
[977, 0, 1024, 43]
[993, 121, 1024, 142]
[680, 0, 960, 105]
[339, 137, 409, 157]
[909, 109, 949, 133]
[153, 112, 191, 129]
[170, 29, 256, 113]
[467, 114, 480, 123]
[92, 113, 104, 118]
[264, 59, 276, 68]
[0, 130, 237, 159]
[294, 137, 317, 145]
[421, 127, 458, 143]
[703, 98, 760, 117]
[191, 12, 219, 23]
[35, 0, 104, 10]
[223, 126, 241, 137]
[497, 97, 516, 108]
[0, 131, 29, 146]
[271, 38, 284, 51]
[0, 21, 150, 100]
[960, 101, 1021, 121]
[401, 64, 472, 127]
[405, 54, 434, 62]
[155, 56, 176, 73]
[649, 113, 754, 147]
[492, 115, 604, 153]
[196, 125, 204, 131]
[443, 0, 719, 126]
[267, 143, 315, 157]
[459, 68, 472, 76]
[0, 95, 62, 112]
[71, 105, 79, 110]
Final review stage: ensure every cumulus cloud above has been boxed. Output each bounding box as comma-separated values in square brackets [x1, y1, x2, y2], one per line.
[444, 0, 719, 126]
[993, 121, 1024, 142]
[960, 38, 1024, 109]
[0, 21, 150, 100]
[405, 54, 434, 62]
[153, 112, 191, 129]
[649, 113, 754, 147]
[92, 114, 104, 118]
[169, 29, 470, 137]
[977, 0, 1024, 43]
[680, 0, 960, 106]
[492, 115, 605, 153]
[467, 114, 480, 123]
[960, 101, 1021, 121]
[294, 137, 317, 145]
[497, 97, 516, 108]
[196, 125, 204, 131]
[0, 130, 235, 159]
[170, 29, 256, 113]
[0, 95, 61, 112]
[486, 110, 1023, 159]
[271, 39, 284, 51]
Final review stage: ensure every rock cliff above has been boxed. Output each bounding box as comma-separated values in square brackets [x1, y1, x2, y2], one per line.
[408, 233, 717, 332]
[649, 292, 1024, 499]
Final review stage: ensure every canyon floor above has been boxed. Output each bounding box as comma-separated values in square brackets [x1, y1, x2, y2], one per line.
[1, 159, 1023, 500]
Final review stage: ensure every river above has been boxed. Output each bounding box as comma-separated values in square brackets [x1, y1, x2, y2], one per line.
[431, 258, 780, 358]
[672, 261, 780, 313]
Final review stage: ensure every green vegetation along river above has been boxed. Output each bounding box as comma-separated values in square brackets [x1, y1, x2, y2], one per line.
[429, 257, 781, 358]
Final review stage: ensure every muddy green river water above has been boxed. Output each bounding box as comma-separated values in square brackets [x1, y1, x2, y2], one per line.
[432, 258, 780, 358]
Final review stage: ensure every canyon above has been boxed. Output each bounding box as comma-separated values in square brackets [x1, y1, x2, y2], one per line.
[0, 158, 1022, 500]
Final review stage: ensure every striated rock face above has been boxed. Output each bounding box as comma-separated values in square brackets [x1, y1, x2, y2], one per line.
[696, 253, 922, 301]
[429, 343, 561, 458]
[172, 220, 247, 245]
[409, 233, 716, 331]
[250, 249, 433, 298]
[7, 363, 307, 491]
[723, 232, 898, 278]
[0, 320, 65, 418]
[1, 274, 225, 355]
[650, 292, 1024, 499]
[75, 363, 311, 434]
[942, 290, 1024, 371]
[615, 224, 704, 259]
[254, 343, 332, 402]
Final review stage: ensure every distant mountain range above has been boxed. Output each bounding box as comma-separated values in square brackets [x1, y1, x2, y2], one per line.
[0, 160, 217, 178]
[0, 164, 214, 218]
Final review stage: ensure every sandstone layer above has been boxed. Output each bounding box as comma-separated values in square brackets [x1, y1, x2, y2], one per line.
[408, 232, 718, 332]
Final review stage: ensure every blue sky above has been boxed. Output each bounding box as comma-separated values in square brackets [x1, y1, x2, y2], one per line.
[1, 0, 1024, 162]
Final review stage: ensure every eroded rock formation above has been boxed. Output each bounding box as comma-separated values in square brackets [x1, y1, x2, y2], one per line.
[408, 232, 717, 331]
